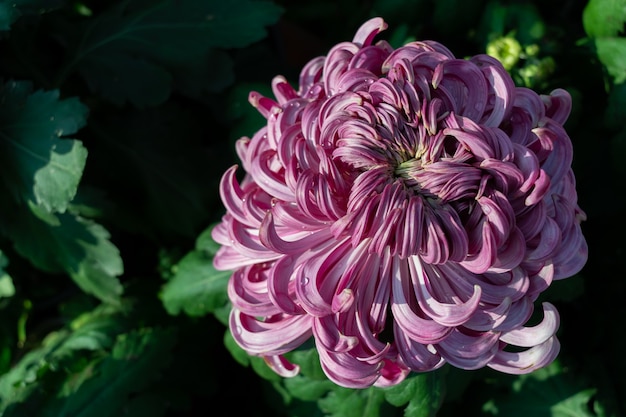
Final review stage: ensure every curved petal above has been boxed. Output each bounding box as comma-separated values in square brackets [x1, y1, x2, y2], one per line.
[259, 212, 333, 255]
[352, 17, 388, 47]
[542, 88, 572, 125]
[499, 302, 559, 347]
[316, 345, 383, 388]
[470, 54, 515, 127]
[410, 258, 482, 327]
[391, 257, 452, 343]
[436, 328, 499, 369]
[264, 355, 300, 377]
[461, 221, 498, 274]
[394, 325, 445, 371]
[295, 237, 354, 316]
[228, 264, 277, 316]
[463, 297, 512, 332]
[525, 217, 561, 263]
[271, 76, 299, 104]
[230, 310, 313, 356]
[267, 256, 304, 315]
[374, 359, 411, 388]
[488, 336, 560, 374]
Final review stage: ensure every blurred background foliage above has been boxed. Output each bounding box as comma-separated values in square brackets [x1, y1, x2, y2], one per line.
[0, 0, 623, 416]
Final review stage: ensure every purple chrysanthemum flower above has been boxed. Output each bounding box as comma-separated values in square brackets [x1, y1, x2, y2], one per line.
[212, 18, 588, 388]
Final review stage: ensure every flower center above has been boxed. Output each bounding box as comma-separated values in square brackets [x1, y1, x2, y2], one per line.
[392, 155, 431, 196]
[394, 156, 422, 180]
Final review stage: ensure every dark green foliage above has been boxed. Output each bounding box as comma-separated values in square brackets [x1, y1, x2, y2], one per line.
[0, 0, 622, 416]
[483, 362, 602, 417]
[160, 225, 230, 316]
[57, 0, 282, 107]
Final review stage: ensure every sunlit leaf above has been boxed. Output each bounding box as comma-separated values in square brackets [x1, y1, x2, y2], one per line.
[61, 302, 133, 353]
[0, 81, 88, 213]
[384, 372, 445, 417]
[4, 206, 123, 305]
[583, 0, 626, 38]
[194, 224, 222, 256]
[283, 375, 335, 402]
[287, 346, 326, 380]
[0, 250, 15, 298]
[318, 386, 386, 417]
[478, 1, 545, 46]
[161, 225, 230, 316]
[0, 338, 50, 410]
[160, 250, 230, 316]
[594, 37, 626, 84]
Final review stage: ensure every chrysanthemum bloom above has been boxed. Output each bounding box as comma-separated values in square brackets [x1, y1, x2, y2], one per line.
[212, 18, 588, 388]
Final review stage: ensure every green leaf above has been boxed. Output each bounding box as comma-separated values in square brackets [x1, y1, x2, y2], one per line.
[287, 346, 326, 380]
[61, 302, 134, 353]
[0, 0, 63, 31]
[583, 0, 626, 85]
[42, 327, 176, 417]
[0, 250, 15, 298]
[195, 224, 222, 256]
[0, 339, 51, 409]
[251, 356, 282, 382]
[0, 300, 141, 414]
[0, 274, 14, 299]
[319, 387, 386, 417]
[5, 205, 123, 305]
[0, 81, 88, 213]
[403, 378, 444, 417]
[483, 362, 598, 417]
[63, 0, 283, 106]
[478, 1, 545, 46]
[594, 37, 626, 84]
[283, 375, 335, 402]
[223, 328, 250, 367]
[160, 226, 230, 316]
[384, 372, 445, 417]
[583, 0, 626, 38]
[0, 2, 21, 30]
[0, 304, 115, 409]
[161, 250, 230, 316]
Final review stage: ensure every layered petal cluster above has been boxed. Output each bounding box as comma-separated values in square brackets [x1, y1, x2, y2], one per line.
[212, 18, 588, 388]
